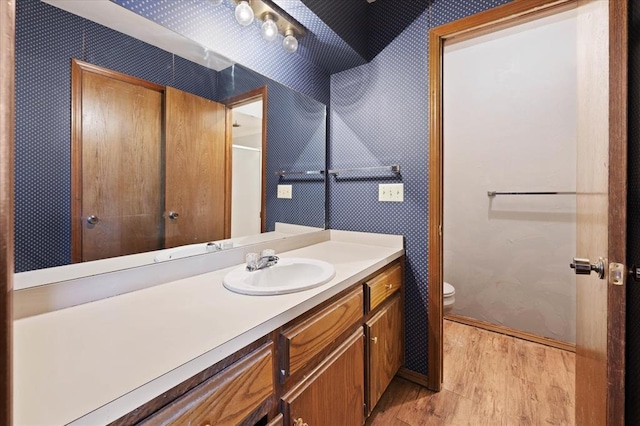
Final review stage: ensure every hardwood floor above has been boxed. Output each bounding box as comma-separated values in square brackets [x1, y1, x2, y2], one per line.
[366, 320, 575, 425]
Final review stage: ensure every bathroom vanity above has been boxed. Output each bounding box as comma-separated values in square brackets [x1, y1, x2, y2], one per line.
[13, 231, 405, 425]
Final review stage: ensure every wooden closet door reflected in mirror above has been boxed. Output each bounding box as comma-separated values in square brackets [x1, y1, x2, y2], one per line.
[164, 87, 227, 248]
[71, 61, 229, 262]
[71, 60, 164, 262]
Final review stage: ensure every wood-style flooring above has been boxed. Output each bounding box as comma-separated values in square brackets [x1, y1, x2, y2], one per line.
[366, 320, 575, 425]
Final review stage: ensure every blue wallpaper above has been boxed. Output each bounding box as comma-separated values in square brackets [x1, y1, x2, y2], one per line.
[218, 64, 326, 231]
[113, 0, 333, 103]
[329, 0, 511, 375]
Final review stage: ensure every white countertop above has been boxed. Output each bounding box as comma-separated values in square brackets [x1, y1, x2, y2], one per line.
[14, 232, 403, 425]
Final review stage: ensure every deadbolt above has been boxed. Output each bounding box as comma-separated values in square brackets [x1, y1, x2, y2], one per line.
[86, 215, 99, 225]
[570, 257, 605, 279]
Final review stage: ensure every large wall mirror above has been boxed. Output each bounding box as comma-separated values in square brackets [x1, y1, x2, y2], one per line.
[14, 0, 326, 285]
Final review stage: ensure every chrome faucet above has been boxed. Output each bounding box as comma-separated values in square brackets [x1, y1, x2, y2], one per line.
[246, 250, 279, 271]
[206, 242, 222, 252]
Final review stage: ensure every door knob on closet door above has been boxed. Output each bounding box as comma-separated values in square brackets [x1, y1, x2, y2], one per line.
[86, 215, 99, 225]
[167, 211, 179, 220]
[570, 257, 605, 279]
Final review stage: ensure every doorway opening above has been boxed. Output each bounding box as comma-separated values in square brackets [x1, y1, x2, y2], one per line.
[223, 87, 268, 237]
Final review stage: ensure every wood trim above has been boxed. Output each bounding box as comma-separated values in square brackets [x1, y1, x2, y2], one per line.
[224, 107, 233, 238]
[70, 60, 165, 262]
[607, 0, 627, 424]
[221, 86, 268, 234]
[427, 0, 578, 392]
[396, 368, 429, 388]
[446, 314, 576, 353]
[0, 1, 14, 424]
[431, 0, 576, 42]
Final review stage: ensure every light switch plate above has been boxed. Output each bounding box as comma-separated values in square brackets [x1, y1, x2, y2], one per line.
[277, 184, 292, 199]
[379, 183, 404, 202]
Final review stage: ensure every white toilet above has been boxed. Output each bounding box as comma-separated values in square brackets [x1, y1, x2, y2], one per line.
[443, 282, 455, 315]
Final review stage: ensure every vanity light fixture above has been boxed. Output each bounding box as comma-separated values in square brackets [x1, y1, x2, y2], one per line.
[231, 0, 306, 53]
[235, 0, 255, 26]
[282, 28, 298, 53]
[261, 13, 278, 42]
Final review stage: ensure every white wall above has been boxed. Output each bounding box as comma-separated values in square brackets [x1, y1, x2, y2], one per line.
[231, 129, 262, 238]
[443, 10, 577, 343]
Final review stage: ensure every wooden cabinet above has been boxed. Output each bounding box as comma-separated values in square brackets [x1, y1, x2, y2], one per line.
[281, 288, 363, 378]
[365, 294, 404, 413]
[282, 329, 365, 426]
[364, 262, 401, 312]
[121, 259, 405, 426]
[140, 343, 274, 426]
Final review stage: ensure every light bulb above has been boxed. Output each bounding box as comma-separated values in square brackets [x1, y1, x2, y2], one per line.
[234, 1, 254, 26]
[261, 14, 278, 42]
[282, 29, 298, 53]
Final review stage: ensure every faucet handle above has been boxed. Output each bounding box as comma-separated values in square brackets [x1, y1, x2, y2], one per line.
[246, 253, 259, 270]
[261, 249, 275, 257]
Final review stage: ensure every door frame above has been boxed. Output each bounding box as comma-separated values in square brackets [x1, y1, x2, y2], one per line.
[222, 86, 268, 235]
[427, 0, 579, 389]
[0, 0, 14, 424]
[70, 60, 165, 262]
[427, 1, 627, 421]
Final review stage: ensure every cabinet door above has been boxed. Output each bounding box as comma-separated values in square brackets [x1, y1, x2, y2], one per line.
[365, 294, 403, 412]
[164, 86, 228, 248]
[282, 329, 364, 426]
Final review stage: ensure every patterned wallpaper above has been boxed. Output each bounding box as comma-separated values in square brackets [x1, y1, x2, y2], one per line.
[15, 0, 325, 272]
[113, 0, 334, 103]
[627, 0, 640, 420]
[330, 0, 511, 375]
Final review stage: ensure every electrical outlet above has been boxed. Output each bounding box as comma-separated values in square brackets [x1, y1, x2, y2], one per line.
[277, 184, 292, 199]
[378, 183, 403, 202]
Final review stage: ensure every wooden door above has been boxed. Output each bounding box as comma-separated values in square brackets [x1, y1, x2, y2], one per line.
[282, 329, 364, 426]
[164, 87, 227, 248]
[72, 61, 164, 262]
[365, 295, 403, 414]
[574, 1, 627, 424]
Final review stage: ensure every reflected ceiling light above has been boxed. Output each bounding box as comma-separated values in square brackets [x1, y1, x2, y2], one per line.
[207, 0, 224, 5]
[282, 28, 298, 53]
[230, 0, 306, 53]
[261, 13, 278, 42]
[235, 0, 254, 26]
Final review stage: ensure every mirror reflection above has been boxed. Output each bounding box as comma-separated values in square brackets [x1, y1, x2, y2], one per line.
[14, 0, 326, 276]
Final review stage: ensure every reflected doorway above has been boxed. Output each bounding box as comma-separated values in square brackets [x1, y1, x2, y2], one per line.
[224, 87, 268, 238]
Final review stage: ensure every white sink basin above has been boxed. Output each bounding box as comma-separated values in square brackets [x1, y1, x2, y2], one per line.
[223, 258, 336, 295]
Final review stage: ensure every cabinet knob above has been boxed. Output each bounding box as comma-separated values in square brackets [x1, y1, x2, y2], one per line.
[385, 283, 393, 290]
[371, 336, 378, 344]
[294, 418, 308, 426]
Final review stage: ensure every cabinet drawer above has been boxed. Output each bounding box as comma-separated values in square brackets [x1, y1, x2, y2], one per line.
[141, 343, 274, 426]
[364, 262, 402, 312]
[281, 288, 363, 377]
